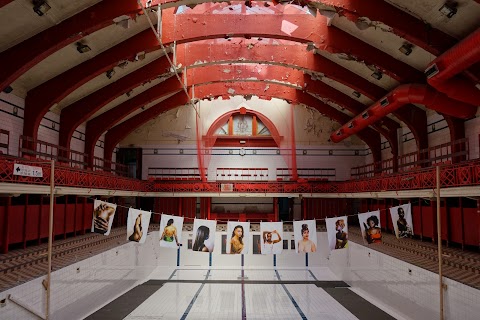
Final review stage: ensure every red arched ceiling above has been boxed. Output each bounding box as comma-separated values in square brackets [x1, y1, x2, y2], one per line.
[82, 64, 390, 161]
[0, 0, 454, 91]
[60, 63, 399, 151]
[103, 82, 382, 164]
[22, 6, 426, 141]
[1, 0, 478, 163]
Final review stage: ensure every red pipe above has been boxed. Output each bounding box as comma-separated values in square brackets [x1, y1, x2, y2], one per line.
[426, 27, 480, 106]
[331, 84, 477, 143]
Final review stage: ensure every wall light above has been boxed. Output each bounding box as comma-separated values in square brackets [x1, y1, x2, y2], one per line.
[13, 106, 18, 116]
[135, 51, 145, 61]
[362, 112, 370, 119]
[347, 122, 354, 129]
[380, 98, 390, 107]
[399, 43, 413, 56]
[352, 91, 361, 98]
[33, 0, 51, 16]
[336, 130, 343, 136]
[425, 64, 440, 79]
[106, 69, 116, 79]
[76, 42, 91, 54]
[329, 150, 333, 155]
[371, 71, 383, 80]
[2, 86, 13, 94]
[439, 3, 457, 18]
[303, 150, 307, 155]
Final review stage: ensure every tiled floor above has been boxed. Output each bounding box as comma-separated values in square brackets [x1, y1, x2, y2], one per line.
[98, 267, 397, 320]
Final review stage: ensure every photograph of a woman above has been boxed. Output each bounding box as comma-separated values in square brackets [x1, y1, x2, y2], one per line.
[227, 221, 250, 254]
[390, 204, 414, 239]
[126, 208, 151, 244]
[294, 220, 317, 253]
[91, 200, 117, 236]
[326, 216, 348, 252]
[358, 211, 382, 244]
[159, 214, 183, 248]
[192, 219, 216, 252]
[260, 222, 283, 255]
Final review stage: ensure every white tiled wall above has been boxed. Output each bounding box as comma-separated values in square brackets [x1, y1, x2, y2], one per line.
[328, 241, 480, 320]
[1, 232, 478, 320]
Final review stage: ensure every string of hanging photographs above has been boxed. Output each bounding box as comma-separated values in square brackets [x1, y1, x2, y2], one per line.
[91, 199, 415, 254]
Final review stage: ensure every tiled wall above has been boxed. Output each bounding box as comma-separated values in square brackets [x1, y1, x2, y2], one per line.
[1, 232, 478, 320]
[328, 241, 480, 320]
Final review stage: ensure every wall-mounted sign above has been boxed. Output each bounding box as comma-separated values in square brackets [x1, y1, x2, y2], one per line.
[13, 164, 43, 178]
[221, 183, 234, 192]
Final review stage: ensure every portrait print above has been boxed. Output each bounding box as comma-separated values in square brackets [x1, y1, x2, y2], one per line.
[226, 221, 250, 254]
[192, 219, 217, 252]
[126, 208, 151, 244]
[91, 200, 117, 236]
[260, 222, 283, 255]
[358, 211, 382, 244]
[390, 204, 414, 239]
[293, 220, 317, 253]
[159, 214, 184, 249]
[325, 216, 348, 252]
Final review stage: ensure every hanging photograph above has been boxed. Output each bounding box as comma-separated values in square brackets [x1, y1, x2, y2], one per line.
[126, 208, 151, 244]
[390, 203, 414, 239]
[192, 219, 217, 252]
[91, 200, 117, 236]
[325, 216, 348, 251]
[260, 222, 283, 254]
[358, 211, 382, 244]
[293, 220, 317, 253]
[226, 221, 250, 254]
[159, 214, 184, 249]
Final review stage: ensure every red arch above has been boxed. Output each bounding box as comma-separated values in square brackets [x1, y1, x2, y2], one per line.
[103, 82, 382, 165]
[204, 108, 283, 148]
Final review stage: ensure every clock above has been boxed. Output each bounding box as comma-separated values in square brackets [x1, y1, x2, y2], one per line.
[239, 148, 246, 156]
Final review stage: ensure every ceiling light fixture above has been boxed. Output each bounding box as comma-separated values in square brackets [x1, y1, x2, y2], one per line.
[2, 86, 13, 94]
[362, 112, 370, 119]
[425, 64, 440, 78]
[352, 91, 361, 98]
[439, 3, 457, 18]
[106, 69, 116, 79]
[371, 71, 383, 80]
[33, 0, 51, 16]
[76, 42, 91, 54]
[135, 51, 146, 61]
[380, 98, 390, 107]
[399, 43, 413, 56]
[347, 122, 354, 129]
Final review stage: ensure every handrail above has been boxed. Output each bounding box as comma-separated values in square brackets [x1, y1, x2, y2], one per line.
[1, 156, 479, 194]
[351, 138, 469, 179]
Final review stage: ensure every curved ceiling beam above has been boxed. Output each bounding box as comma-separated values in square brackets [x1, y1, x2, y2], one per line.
[104, 82, 382, 164]
[0, 0, 143, 91]
[331, 84, 475, 143]
[58, 54, 174, 150]
[0, 0, 453, 92]
[59, 42, 390, 150]
[23, 9, 423, 141]
[83, 64, 387, 162]
[59, 54, 400, 151]
[327, 0, 457, 55]
[0, 0, 13, 9]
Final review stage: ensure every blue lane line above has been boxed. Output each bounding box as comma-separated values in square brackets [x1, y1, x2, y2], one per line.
[180, 270, 211, 320]
[308, 269, 318, 281]
[275, 270, 308, 320]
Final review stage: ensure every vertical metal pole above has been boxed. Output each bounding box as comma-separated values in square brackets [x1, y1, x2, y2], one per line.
[46, 160, 55, 319]
[436, 165, 444, 320]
